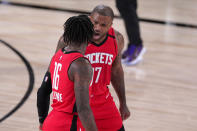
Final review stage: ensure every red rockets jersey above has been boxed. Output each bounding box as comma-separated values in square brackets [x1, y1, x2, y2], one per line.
[85, 27, 118, 97]
[50, 49, 83, 114]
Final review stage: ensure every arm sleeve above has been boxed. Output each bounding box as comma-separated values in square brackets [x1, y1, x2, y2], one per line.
[37, 71, 52, 124]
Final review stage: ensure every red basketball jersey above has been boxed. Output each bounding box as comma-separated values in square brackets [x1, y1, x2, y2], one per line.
[50, 49, 84, 114]
[85, 27, 118, 97]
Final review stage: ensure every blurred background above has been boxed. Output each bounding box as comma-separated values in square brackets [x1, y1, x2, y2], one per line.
[0, 0, 197, 131]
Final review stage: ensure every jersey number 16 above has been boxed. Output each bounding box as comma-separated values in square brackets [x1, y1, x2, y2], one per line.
[52, 62, 62, 90]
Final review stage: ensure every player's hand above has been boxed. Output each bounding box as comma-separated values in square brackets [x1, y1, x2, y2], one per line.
[119, 104, 130, 120]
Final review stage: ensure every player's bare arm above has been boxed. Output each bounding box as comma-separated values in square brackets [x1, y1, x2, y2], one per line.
[44, 36, 65, 73]
[68, 57, 97, 131]
[111, 30, 130, 120]
[55, 35, 66, 53]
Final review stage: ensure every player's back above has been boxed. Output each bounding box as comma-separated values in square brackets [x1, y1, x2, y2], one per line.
[50, 48, 83, 114]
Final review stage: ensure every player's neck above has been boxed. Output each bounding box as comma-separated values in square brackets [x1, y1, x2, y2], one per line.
[92, 34, 107, 45]
[64, 44, 86, 55]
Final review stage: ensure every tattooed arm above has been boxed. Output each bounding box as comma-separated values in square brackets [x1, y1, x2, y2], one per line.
[69, 57, 97, 131]
[111, 30, 130, 120]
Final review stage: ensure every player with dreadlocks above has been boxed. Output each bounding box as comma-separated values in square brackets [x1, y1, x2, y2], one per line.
[37, 15, 97, 131]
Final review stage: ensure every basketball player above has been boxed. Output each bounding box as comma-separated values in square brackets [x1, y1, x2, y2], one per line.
[54, 5, 130, 131]
[37, 15, 97, 131]
[37, 5, 130, 131]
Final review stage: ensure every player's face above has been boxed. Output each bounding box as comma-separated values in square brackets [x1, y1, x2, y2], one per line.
[90, 13, 113, 42]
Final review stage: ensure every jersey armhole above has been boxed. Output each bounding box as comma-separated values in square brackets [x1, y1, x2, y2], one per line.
[112, 28, 118, 56]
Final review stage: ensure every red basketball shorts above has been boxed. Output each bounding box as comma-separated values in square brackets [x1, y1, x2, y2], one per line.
[42, 110, 85, 131]
[90, 92, 123, 131]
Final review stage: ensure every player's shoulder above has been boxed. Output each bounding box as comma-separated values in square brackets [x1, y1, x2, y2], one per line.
[69, 57, 92, 80]
[71, 57, 91, 71]
[52, 49, 61, 59]
[114, 29, 124, 51]
[114, 30, 123, 42]
[74, 57, 89, 65]
[55, 36, 67, 53]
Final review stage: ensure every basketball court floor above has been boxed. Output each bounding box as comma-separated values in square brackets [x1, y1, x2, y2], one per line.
[0, 0, 197, 130]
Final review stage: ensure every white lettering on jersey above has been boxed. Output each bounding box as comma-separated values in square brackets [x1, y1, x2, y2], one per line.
[53, 91, 63, 102]
[93, 67, 102, 83]
[85, 53, 113, 65]
[100, 53, 104, 63]
[108, 54, 113, 65]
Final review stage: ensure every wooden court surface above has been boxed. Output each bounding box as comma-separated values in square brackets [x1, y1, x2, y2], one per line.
[0, 0, 197, 130]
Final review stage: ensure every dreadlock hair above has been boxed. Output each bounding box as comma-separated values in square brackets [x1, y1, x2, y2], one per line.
[63, 15, 94, 46]
[91, 5, 114, 19]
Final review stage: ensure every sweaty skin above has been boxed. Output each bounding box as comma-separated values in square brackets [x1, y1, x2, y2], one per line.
[68, 57, 97, 131]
